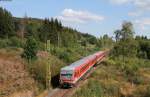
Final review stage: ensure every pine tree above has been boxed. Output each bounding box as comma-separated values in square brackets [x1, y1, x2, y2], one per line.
[22, 37, 38, 61]
[0, 7, 15, 38]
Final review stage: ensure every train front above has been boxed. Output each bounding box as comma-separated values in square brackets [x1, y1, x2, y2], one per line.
[60, 66, 75, 87]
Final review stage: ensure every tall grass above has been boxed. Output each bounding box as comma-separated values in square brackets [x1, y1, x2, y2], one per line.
[73, 79, 103, 97]
[26, 54, 65, 90]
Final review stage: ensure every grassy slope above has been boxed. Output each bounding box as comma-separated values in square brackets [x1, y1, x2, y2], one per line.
[0, 43, 99, 97]
[73, 59, 150, 97]
[0, 48, 38, 97]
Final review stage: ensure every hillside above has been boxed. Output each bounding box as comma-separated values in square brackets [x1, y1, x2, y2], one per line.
[0, 48, 66, 97]
[0, 7, 106, 97]
[0, 48, 37, 97]
[73, 58, 150, 97]
[0, 6, 150, 97]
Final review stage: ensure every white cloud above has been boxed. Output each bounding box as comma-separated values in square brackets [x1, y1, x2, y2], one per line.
[134, 0, 150, 10]
[128, 11, 142, 17]
[110, 0, 131, 5]
[109, 0, 150, 16]
[134, 18, 150, 30]
[56, 16, 85, 23]
[56, 9, 104, 23]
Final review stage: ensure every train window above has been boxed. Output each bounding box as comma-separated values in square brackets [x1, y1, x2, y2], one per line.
[61, 74, 72, 78]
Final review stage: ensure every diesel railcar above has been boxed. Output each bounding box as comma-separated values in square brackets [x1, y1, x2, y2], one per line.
[60, 51, 106, 87]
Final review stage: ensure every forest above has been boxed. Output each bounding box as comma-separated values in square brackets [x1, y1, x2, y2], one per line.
[0, 6, 150, 97]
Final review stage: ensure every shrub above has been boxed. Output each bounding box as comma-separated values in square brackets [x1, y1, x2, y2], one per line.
[132, 76, 144, 85]
[0, 39, 8, 48]
[102, 84, 120, 96]
[73, 79, 103, 97]
[9, 37, 24, 48]
[22, 37, 38, 61]
[0, 37, 24, 48]
[51, 47, 81, 64]
[29, 58, 47, 89]
[138, 59, 150, 68]
[27, 54, 65, 89]
[37, 41, 45, 51]
[123, 64, 138, 76]
[103, 58, 116, 66]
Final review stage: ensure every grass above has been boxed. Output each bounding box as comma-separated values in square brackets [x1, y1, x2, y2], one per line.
[73, 58, 150, 97]
[0, 48, 37, 97]
[73, 79, 103, 97]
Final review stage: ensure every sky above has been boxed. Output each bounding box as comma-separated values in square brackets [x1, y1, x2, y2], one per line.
[0, 0, 150, 38]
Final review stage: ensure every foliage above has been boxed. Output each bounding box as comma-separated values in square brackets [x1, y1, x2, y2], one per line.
[9, 37, 24, 47]
[73, 79, 103, 97]
[51, 46, 87, 64]
[136, 36, 150, 59]
[81, 33, 97, 44]
[0, 7, 15, 38]
[0, 39, 10, 48]
[74, 57, 150, 97]
[112, 21, 138, 59]
[0, 37, 23, 48]
[1, 7, 150, 97]
[121, 21, 134, 40]
[27, 54, 65, 89]
[38, 18, 61, 45]
[97, 34, 114, 48]
[25, 22, 39, 39]
[22, 37, 38, 61]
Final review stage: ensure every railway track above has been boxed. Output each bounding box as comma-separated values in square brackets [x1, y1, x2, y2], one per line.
[46, 61, 104, 97]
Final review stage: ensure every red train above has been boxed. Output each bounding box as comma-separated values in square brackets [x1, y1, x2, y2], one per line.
[60, 51, 107, 87]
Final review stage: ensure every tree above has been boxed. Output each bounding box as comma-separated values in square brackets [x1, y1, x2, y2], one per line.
[113, 21, 138, 58]
[25, 22, 39, 39]
[136, 36, 150, 59]
[22, 37, 38, 61]
[38, 19, 51, 42]
[0, 7, 15, 38]
[114, 30, 121, 42]
[97, 34, 113, 48]
[121, 21, 134, 40]
[38, 18, 62, 46]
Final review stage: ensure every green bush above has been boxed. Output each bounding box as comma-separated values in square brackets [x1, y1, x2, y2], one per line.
[138, 59, 150, 68]
[0, 39, 9, 48]
[123, 64, 139, 76]
[9, 37, 24, 48]
[29, 58, 47, 89]
[37, 41, 45, 50]
[103, 58, 116, 66]
[102, 83, 120, 96]
[73, 79, 103, 97]
[27, 54, 65, 89]
[51, 47, 82, 64]
[132, 76, 144, 85]
[22, 37, 38, 61]
[0, 37, 24, 48]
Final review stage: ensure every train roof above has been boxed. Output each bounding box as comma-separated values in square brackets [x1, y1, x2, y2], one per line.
[61, 54, 96, 71]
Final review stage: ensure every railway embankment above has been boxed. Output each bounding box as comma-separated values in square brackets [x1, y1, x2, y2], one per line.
[46, 61, 103, 97]
[0, 48, 37, 97]
[72, 58, 150, 97]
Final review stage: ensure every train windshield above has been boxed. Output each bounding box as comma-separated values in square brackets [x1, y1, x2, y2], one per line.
[61, 70, 73, 79]
[61, 74, 72, 78]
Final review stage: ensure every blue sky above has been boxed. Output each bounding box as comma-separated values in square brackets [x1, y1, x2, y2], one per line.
[0, 0, 150, 38]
